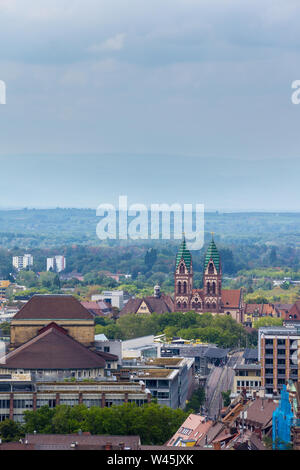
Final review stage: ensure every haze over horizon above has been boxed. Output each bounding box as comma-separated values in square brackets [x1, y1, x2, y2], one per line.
[1, 1, 300, 211]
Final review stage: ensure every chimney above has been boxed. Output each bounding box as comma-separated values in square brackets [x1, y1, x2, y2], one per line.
[213, 441, 221, 450]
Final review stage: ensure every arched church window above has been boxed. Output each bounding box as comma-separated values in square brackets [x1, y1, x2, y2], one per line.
[177, 281, 181, 294]
[183, 281, 187, 294]
[177, 302, 181, 309]
[179, 264, 185, 274]
[212, 282, 216, 295]
[183, 301, 187, 308]
[192, 302, 195, 309]
[212, 302, 216, 309]
[208, 262, 214, 274]
[207, 282, 210, 294]
[206, 302, 210, 309]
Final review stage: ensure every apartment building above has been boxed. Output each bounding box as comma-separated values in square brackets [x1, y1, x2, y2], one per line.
[232, 364, 262, 398]
[47, 256, 66, 273]
[259, 326, 300, 396]
[12, 254, 33, 271]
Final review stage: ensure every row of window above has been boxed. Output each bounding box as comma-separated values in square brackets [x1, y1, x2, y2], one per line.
[237, 380, 260, 388]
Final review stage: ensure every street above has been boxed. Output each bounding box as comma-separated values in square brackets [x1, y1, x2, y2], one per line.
[204, 351, 243, 420]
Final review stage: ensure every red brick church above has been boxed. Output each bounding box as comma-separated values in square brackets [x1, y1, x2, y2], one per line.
[174, 235, 244, 322]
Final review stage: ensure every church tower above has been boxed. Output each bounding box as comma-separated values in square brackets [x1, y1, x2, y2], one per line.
[203, 234, 222, 312]
[174, 236, 193, 311]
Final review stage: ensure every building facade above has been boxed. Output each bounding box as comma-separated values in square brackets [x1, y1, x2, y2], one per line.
[174, 236, 243, 321]
[258, 326, 300, 396]
[10, 295, 95, 348]
[0, 374, 150, 423]
[12, 254, 33, 271]
[47, 256, 66, 273]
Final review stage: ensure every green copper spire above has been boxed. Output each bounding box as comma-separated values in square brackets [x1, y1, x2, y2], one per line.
[175, 236, 192, 272]
[204, 233, 220, 272]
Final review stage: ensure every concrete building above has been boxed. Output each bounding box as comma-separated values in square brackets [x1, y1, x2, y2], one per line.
[117, 356, 195, 409]
[0, 373, 150, 423]
[122, 335, 161, 361]
[160, 343, 228, 376]
[258, 325, 300, 396]
[47, 256, 66, 273]
[94, 337, 122, 367]
[92, 291, 124, 310]
[12, 254, 33, 271]
[232, 364, 262, 398]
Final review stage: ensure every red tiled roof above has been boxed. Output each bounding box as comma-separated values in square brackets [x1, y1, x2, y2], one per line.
[13, 295, 94, 320]
[242, 398, 277, 428]
[221, 289, 242, 309]
[1, 323, 106, 369]
[285, 301, 300, 321]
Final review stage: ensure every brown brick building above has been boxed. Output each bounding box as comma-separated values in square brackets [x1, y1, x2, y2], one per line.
[10, 295, 95, 348]
[174, 235, 243, 321]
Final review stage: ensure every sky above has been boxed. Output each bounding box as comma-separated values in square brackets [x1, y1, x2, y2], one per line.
[0, 0, 300, 210]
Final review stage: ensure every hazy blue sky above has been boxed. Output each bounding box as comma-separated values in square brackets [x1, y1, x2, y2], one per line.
[0, 0, 300, 210]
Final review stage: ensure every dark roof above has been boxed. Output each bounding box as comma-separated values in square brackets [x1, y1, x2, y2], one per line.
[0, 442, 35, 450]
[203, 347, 230, 359]
[25, 434, 141, 450]
[1, 323, 106, 369]
[243, 348, 258, 360]
[176, 346, 210, 358]
[120, 294, 174, 315]
[13, 295, 94, 320]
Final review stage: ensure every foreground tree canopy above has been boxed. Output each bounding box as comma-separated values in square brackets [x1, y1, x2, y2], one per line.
[18, 403, 188, 445]
[95, 311, 255, 348]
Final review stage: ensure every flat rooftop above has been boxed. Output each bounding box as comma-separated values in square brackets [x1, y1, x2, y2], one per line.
[260, 326, 300, 335]
[145, 358, 183, 366]
[233, 364, 261, 371]
[126, 368, 177, 379]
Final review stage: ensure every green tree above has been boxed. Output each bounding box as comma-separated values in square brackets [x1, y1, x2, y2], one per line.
[221, 390, 231, 407]
[0, 419, 24, 442]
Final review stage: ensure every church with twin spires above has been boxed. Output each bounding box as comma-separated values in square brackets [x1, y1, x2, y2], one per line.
[174, 235, 244, 322]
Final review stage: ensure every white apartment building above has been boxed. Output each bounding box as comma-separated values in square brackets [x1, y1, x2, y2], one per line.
[91, 290, 124, 310]
[12, 254, 33, 270]
[47, 256, 66, 273]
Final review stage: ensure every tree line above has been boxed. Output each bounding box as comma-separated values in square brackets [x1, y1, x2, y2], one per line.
[0, 403, 188, 445]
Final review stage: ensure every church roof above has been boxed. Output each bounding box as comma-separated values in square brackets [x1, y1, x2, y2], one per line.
[119, 295, 174, 316]
[175, 237, 192, 272]
[204, 237, 220, 272]
[13, 295, 94, 320]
